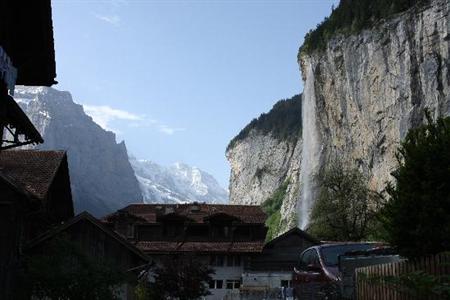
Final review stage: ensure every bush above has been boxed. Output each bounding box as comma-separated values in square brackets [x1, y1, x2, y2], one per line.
[138, 254, 214, 300]
[381, 113, 450, 258]
[21, 236, 126, 300]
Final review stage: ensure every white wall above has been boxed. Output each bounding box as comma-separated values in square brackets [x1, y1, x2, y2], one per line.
[242, 271, 292, 289]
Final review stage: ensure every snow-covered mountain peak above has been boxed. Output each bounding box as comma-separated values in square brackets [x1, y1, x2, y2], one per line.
[130, 157, 228, 204]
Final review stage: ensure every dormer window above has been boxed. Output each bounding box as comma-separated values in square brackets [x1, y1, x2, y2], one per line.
[126, 224, 135, 238]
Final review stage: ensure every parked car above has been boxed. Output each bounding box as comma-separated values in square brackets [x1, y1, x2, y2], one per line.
[292, 242, 385, 300]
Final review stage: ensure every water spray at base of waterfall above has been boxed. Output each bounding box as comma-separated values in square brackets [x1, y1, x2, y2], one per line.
[298, 61, 321, 230]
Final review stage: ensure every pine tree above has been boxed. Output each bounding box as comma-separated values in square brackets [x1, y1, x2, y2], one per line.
[382, 112, 450, 258]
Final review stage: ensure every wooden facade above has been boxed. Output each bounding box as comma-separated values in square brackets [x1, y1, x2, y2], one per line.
[103, 203, 268, 254]
[26, 212, 149, 299]
[249, 227, 319, 272]
[0, 150, 74, 300]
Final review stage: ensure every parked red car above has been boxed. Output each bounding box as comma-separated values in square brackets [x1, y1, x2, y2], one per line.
[293, 242, 383, 299]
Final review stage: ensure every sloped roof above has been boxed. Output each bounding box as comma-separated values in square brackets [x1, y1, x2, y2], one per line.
[26, 211, 149, 262]
[104, 203, 267, 225]
[136, 241, 265, 254]
[264, 227, 320, 248]
[0, 150, 66, 200]
[0, 94, 44, 149]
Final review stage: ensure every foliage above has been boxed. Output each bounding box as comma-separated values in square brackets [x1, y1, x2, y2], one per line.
[21, 236, 127, 300]
[300, 0, 430, 55]
[263, 179, 290, 241]
[381, 113, 450, 258]
[227, 94, 302, 151]
[135, 281, 152, 300]
[308, 160, 381, 241]
[141, 254, 214, 300]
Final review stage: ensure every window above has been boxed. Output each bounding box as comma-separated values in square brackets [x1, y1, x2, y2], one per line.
[226, 255, 241, 267]
[216, 255, 224, 266]
[126, 224, 134, 238]
[227, 256, 233, 267]
[210, 255, 225, 267]
[209, 281, 215, 289]
[234, 255, 241, 266]
[216, 280, 223, 289]
[300, 249, 320, 268]
[226, 280, 233, 289]
[226, 280, 241, 290]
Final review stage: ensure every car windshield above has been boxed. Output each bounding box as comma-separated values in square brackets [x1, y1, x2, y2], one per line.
[320, 244, 376, 266]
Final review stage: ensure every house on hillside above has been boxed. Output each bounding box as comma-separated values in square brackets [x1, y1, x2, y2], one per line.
[241, 227, 320, 294]
[25, 212, 149, 300]
[103, 203, 268, 300]
[0, 150, 74, 299]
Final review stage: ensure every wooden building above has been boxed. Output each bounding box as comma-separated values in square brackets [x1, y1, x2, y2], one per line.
[103, 203, 268, 300]
[242, 227, 319, 292]
[26, 212, 149, 300]
[0, 0, 56, 150]
[0, 150, 74, 299]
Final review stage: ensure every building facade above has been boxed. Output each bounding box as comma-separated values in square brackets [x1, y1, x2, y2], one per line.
[103, 203, 268, 299]
[0, 150, 74, 299]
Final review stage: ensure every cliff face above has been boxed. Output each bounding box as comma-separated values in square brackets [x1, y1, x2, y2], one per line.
[228, 0, 450, 232]
[298, 0, 450, 226]
[227, 95, 302, 233]
[15, 86, 143, 217]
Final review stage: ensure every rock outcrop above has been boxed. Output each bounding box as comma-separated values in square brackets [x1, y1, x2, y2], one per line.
[15, 86, 143, 217]
[227, 95, 302, 233]
[298, 0, 449, 226]
[228, 0, 449, 232]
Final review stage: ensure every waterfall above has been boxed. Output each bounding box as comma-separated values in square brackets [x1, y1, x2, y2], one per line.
[299, 61, 321, 229]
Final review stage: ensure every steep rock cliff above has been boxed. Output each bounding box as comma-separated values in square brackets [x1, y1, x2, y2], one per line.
[297, 0, 450, 226]
[15, 86, 143, 217]
[227, 95, 302, 234]
[228, 0, 449, 232]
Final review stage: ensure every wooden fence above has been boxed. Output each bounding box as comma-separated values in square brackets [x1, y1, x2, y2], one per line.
[355, 252, 450, 300]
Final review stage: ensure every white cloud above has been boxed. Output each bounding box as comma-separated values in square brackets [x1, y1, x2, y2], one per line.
[158, 125, 186, 135]
[83, 104, 185, 136]
[83, 105, 142, 130]
[93, 13, 121, 26]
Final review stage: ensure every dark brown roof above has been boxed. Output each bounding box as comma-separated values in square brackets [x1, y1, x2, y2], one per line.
[0, 94, 44, 149]
[0, 150, 66, 200]
[0, 0, 56, 86]
[104, 203, 267, 225]
[264, 227, 320, 248]
[26, 212, 149, 262]
[136, 241, 265, 254]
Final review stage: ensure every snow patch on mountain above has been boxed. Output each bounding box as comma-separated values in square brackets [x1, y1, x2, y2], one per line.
[130, 157, 229, 204]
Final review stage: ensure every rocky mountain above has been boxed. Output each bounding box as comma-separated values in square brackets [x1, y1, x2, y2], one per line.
[14, 86, 143, 217]
[227, 0, 449, 235]
[130, 156, 228, 204]
[226, 95, 302, 232]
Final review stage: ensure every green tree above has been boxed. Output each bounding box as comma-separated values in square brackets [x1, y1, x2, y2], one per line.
[262, 179, 290, 241]
[21, 236, 127, 300]
[309, 160, 380, 241]
[382, 113, 450, 258]
[143, 254, 214, 300]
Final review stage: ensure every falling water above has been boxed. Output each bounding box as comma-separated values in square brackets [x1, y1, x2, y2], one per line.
[298, 62, 321, 229]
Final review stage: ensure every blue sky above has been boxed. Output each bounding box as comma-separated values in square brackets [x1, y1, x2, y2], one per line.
[51, 0, 337, 188]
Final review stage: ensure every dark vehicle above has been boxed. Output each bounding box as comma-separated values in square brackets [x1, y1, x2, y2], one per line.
[292, 242, 383, 300]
